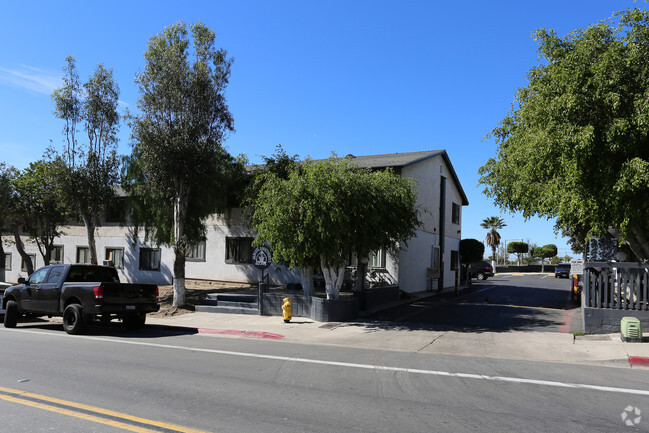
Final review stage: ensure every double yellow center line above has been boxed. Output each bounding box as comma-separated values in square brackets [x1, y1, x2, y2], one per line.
[0, 386, 209, 433]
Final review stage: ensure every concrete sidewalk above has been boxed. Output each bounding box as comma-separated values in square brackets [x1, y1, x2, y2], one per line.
[147, 310, 649, 369]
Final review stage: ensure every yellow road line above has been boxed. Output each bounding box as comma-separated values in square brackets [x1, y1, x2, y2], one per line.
[0, 386, 210, 433]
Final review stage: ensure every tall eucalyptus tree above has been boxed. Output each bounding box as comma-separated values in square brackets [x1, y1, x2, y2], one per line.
[128, 22, 241, 308]
[51, 56, 121, 265]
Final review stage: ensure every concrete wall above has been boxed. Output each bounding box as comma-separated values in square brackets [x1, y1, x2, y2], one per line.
[262, 293, 359, 322]
[583, 307, 649, 334]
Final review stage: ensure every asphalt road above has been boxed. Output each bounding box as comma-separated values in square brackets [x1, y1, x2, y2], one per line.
[368, 275, 578, 332]
[1, 317, 648, 432]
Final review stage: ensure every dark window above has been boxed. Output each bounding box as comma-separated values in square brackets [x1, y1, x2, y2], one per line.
[21, 254, 36, 272]
[105, 248, 124, 269]
[139, 248, 161, 271]
[46, 265, 66, 283]
[225, 238, 253, 264]
[187, 241, 206, 262]
[49, 245, 64, 264]
[3, 253, 11, 271]
[452, 203, 461, 225]
[76, 247, 90, 264]
[65, 265, 120, 283]
[451, 250, 459, 270]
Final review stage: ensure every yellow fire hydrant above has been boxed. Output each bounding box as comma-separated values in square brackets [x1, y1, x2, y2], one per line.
[282, 297, 292, 323]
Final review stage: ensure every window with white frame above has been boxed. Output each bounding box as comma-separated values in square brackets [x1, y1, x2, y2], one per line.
[4, 253, 12, 271]
[105, 247, 124, 268]
[21, 254, 36, 272]
[49, 245, 64, 264]
[186, 241, 206, 262]
[225, 237, 253, 264]
[76, 246, 90, 264]
[348, 249, 386, 268]
[368, 249, 386, 268]
[139, 248, 161, 271]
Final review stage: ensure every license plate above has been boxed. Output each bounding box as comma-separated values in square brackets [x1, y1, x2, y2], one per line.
[126, 306, 136, 311]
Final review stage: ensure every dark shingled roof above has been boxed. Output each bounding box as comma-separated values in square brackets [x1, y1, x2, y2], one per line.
[317, 150, 469, 206]
[333, 150, 444, 169]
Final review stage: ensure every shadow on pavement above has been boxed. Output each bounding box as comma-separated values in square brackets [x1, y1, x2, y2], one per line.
[362, 283, 573, 333]
[11, 317, 199, 338]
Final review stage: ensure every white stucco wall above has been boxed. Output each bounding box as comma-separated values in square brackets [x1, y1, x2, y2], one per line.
[397, 154, 465, 291]
[1, 210, 300, 287]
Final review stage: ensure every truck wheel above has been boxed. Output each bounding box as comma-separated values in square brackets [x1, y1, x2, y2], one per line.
[477, 272, 485, 280]
[62, 304, 87, 335]
[3, 301, 18, 328]
[123, 313, 146, 331]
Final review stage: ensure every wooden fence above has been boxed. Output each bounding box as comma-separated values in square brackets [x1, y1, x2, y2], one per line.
[583, 262, 649, 311]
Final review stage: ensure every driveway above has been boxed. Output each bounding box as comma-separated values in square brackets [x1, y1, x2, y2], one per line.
[368, 275, 578, 333]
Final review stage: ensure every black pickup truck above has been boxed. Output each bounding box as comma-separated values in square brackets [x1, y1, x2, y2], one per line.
[2, 264, 159, 334]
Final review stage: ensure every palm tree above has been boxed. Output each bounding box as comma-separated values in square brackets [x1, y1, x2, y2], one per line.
[480, 217, 506, 271]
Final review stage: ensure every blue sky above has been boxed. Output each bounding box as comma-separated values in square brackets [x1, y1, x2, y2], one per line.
[0, 0, 640, 260]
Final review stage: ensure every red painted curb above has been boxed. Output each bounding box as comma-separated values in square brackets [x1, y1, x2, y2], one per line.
[629, 357, 649, 367]
[197, 328, 285, 340]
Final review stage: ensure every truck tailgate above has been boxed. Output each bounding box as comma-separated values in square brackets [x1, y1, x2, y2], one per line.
[99, 282, 158, 304]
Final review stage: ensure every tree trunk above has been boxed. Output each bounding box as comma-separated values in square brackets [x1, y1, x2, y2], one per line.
[173, 248, 186, 307]
[300, 266, 314, 297]
[11, 222, 33, 275]
[321, 256, 345, 300]
[34, 236, 53, 266]
[82, 212, 98, 265]
[172, 180, 190, 307]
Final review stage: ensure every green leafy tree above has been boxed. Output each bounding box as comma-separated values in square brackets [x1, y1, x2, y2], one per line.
[0, 163, 19, 279]
[0, 163, 38, 276]
[50, 56, 121, 265]
[12, 160, 67, 266]
[128, 22, 240, 308]
[460, 239, 485, 265]
[531, 244, 558, 272]
[246, 156, 421, 300]
[507, 241, 529, 266]
[480, 9, 649, 261]
[460, 238, 485, 282]
[250, 144, 300, 180]
[480, 217, 506, 270]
